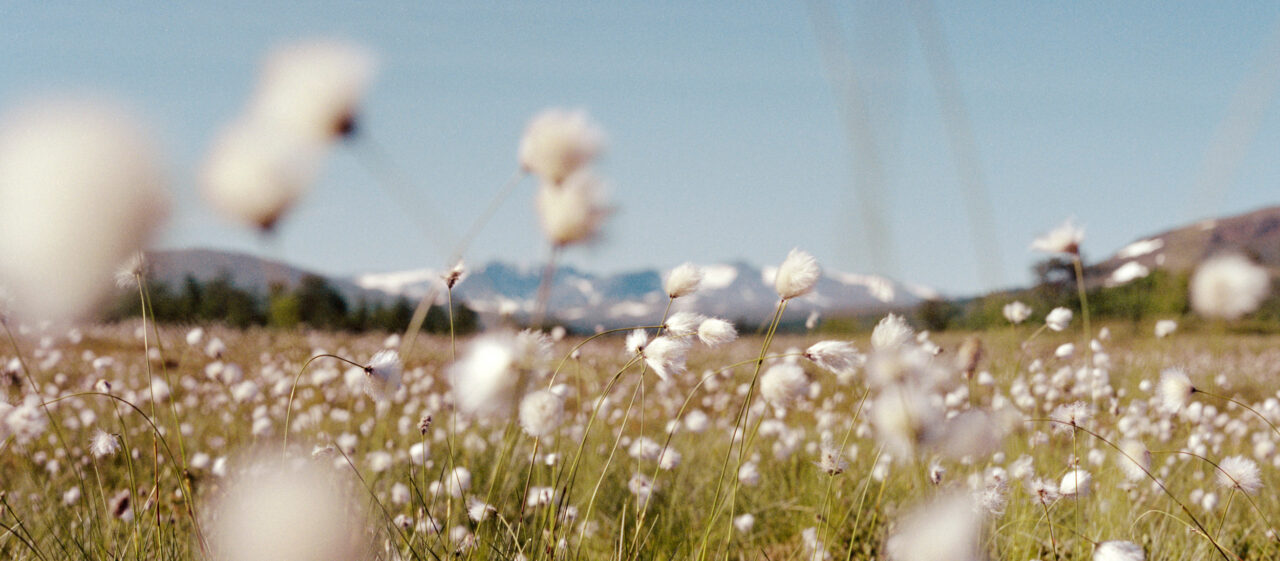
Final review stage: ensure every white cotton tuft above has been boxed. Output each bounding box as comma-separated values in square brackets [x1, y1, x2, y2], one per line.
[641, 336, 690, 381]
[1189, 253, 1270, 320]
[1217, 455, 1262, 495]
[1059, 469, 1092, 499]
[1045, 307, 1073, 332]
[697, 318, 738, 347]
[519, 389, 565, 438]
[871, 314, 914, 351]
[448, 333, 518, 417]
[884, 492, 983, 561]
[1094, 540, 1145, 561]
[804, 341, 863, 380]
[774, 248, 821, 300]
[0, 100, 170, 322]
[1002, 301, 1032, 324]
[535, 170, 609, 247]
[205, 455, 367, 561]
[248, 40, 376, 142]
[665, 262, 703, 299]
[363, 350, 402, 401]
[760, 363, 808, 408]
[1030, 218, 1084, 254]
[519, 108, 605, 185]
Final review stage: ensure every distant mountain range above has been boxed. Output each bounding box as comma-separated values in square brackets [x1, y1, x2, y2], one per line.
[1091, 205, 1280, 286]
[146, 249, 937, 330]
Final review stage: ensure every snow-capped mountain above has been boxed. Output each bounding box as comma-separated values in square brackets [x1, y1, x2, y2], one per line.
[353, 261, 936, 330]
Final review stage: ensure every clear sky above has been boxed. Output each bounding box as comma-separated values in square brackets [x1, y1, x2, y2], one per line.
[3, 2, 1279, 296]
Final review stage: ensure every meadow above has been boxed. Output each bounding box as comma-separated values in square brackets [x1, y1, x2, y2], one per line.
[1, 38, 1278, 561]
[2, 309, 1279, 560]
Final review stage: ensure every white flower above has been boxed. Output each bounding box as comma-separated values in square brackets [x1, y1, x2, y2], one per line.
[815, 439, 848, 475]
[626, 329, 650, 356]
[535, 170, 610, 246]
[627, 473, 654, 506]
[641, 336, 690, 381]
[801, 526, 830, 561]
[663, 311, 705, 337]
[1054, 343, 1075, 359]
[90, 429, 120, 458]
[0, 100, 170, 322]
[115, 252, 147, 289]
[248, 40, 376, 142]
[760, 362, 808, 408]
[1049, 401, 1091, 433]
[467, 498, 496, 522]
[1216, 455, 1262, 495]
[205, 455, 366, 561]
[448, 333, 517, 417]
[1045, 307, 1073, 332]
[1189, 253, 1271, 320]
[697, 318, 738, 347]
[518, 389, 565, 438]
[884, 493, 982, 561]
[774, 248, 821, 300]
[518, 108, 605, 185]
[364, 350, 402, 401]
[445, 467, 472, 498]
[1030, 218, 1084, 254]
[1059, 469, 1092, 499]
[732, 513, 755, 533]
[1027, 477, 1060, 505]
[665, 262, 703, 299]
[738, 462, 761, 487]
[443, 261, 468, 289]
[186, 328, 205, 347]
[1153, 319, 1177, 338]
[200, 118, 321, 230]
[1117, 439, 1151, 482]
[871, 314, 914, 351]
[804, 341, 863, 380]
[1156, 368, 1195, 412]
[1002, 301, 1032, 324]
[1094, 540, 1145, 561]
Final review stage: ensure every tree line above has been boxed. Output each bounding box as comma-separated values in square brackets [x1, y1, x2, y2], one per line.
[109, 272, 479, 334]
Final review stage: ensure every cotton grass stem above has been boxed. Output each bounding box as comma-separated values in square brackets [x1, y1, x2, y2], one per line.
[1029, 418, 1233, 560]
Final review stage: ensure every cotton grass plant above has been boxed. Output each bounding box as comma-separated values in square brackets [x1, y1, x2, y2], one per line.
[4, 39, 1280, 561]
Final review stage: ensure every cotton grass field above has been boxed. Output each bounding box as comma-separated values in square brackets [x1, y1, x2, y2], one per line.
[2, 38, 1280, 561]
[3, 307, 1280, 560]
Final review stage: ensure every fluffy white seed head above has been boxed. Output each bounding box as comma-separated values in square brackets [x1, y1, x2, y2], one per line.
[1059, 469, 1092, 499]
[201, 117, 322, 231]
[1156, 368, 1195, 412]
[248, 40, 376, 142]
[663, 311, 705, 337]
[518, 389, 565, 438]
[1216, 455, 1262, 495]
[1189, 253, 1271, 320]
[518, 108, 605, 185]
[448, 333, 517, 417]
[804, 341, 863, 381]
[641, 336, 690, 381]
[1117, 439, 1151, 481]
[535, 170, 609, 247]
[1154, 319, 1177, 338]
[90, 429, 120, 458]
[1094, 540, 1145, 561]
[774, 248, 821, 300]
[1002, 300, 1032, 324]
[697, 318, 738, 347]
[0, 100, 170, 322]
[760, 362, 808, 408]
[205, 456, 366, 561]
[363, 350, 402, 401]
[1045, 307, 1073, 332]
[1030, 218, 1084, 254]
[665, 262, 703, 299]
[883, 492, 983, 561]
[871, 314, 915, 351]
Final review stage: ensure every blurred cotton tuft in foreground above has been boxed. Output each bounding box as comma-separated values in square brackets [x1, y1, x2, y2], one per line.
[0, 99, 169, 322]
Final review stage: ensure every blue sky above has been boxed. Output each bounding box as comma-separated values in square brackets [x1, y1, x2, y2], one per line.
[2, 2, 1279, 296]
